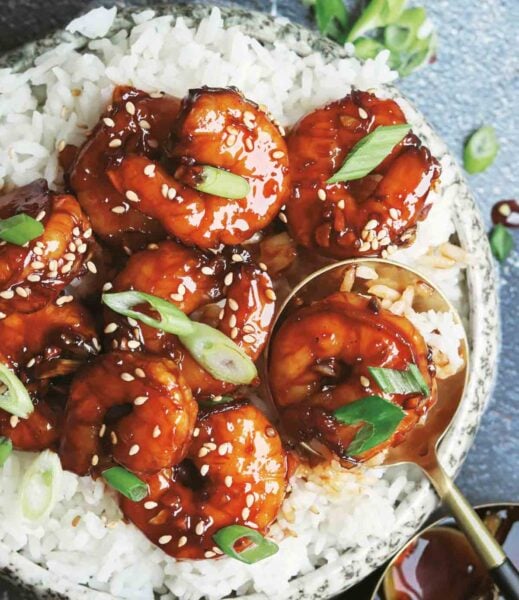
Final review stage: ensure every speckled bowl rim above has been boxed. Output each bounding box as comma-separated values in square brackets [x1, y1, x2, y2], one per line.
[0, 3, 499, 599]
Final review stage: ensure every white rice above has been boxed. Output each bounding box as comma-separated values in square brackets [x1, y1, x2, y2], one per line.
[0, 7, 467, 599]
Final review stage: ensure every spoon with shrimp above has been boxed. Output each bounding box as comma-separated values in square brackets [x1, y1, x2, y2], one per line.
[266, 258, 519, 600]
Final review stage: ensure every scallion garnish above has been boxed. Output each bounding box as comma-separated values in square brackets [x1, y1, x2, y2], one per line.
[102, 466, 149, 502]
[0, 363, 34, 419]
[20, 450, 62, 521]
[463, 125, 499, 174]
[0, 214, 44, 246]
[368, 364, 430, 396]
[346, 0, 406, 43]
[102, 291, 194, 336]
[179, 322, 258, 385]
[213, 525, 279, 564]
[314, 0, 349, 43]
[327, 124, 410, 184]
[194, 166, 250, 200]
[489, 224, 514, 262]
[0, 437, 13, 467]
[334, 395, 405, 455]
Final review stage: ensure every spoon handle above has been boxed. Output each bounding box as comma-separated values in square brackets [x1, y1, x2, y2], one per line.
[426, 462, 519, 599]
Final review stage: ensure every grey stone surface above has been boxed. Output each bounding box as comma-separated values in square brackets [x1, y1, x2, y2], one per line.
[0, 0, 517, 598]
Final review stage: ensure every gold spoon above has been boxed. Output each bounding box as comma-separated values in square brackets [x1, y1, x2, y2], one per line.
[265, 258, 519, 599]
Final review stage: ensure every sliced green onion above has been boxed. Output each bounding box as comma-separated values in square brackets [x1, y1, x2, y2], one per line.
[368, 364, 430, 396]
[463, 125, 499, 174]
[102, 466, 149, 502]
[0, 437, 13, 467]
[353, 37, 386, 61]
[347, 0, 407, 42]
[327, 124, 410, 184]
[213, 525, 279, 564]
[102, 291, 194, 336]
[489, 224, 514, 262]
[0, 363, 34, 419]
[179, 322, 257, 385]
[194, 166, 250, 200]
[334, 395, 405, 455]
[20, 450, 62, 521]
[0, 214, 44, 246]
[314, 0, 349, 44]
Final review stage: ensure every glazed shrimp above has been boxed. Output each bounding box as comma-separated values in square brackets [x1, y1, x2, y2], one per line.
[59, 352, 197, 476]
[0, 300, 99, 450]
[121, 402, 288, 559]
[66, 86, 181, 250]
[104, 241, 276, 398]
[268, 291, 436, 463]
[0, 180, 94, 315]
[107, 87, 290, 249]
[285, 91, 440, 258]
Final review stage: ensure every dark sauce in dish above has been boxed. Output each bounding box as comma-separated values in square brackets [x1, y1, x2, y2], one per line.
[491, 200, 519, 228]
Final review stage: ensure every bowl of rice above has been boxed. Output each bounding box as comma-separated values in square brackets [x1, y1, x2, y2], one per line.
[0, 3, 499, 599]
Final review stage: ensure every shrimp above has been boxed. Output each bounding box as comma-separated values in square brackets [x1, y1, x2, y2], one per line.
[0, 300, 99, 451]
[0, 180, 94, 315]
[59, 352, 198, 476]
[104, 241, 276, 398]
[66, 86, 181, 250]
[107, 87, 290, 249]
[120, 402, 288, 559]
[268, 291, 436, 464]
[285, 91, 440, 258]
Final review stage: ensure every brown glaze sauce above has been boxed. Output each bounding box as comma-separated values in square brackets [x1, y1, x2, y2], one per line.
[492, 200, 519, 228]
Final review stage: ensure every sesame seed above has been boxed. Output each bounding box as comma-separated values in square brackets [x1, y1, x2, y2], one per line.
[242, 508, 250, 520]
[200, 464, 210, 476]
[125, 101, 136, 115]
[205, 442, 217, 450]
[56, 295, 73, 306]
[359, 241, 371, 253]
[150, 91, 164, 99]
[57, 139, 66, 152]
[72, 227, 81, 237]
[35, 210, 46, 222]
[153, 425, 161, 438]
[111, 206, 126, 214]
[379, 237, 391, 247]
[111, 431, 118, 445]
[224, 272, 233, 286]
[272, 150, 285, 159]
[198, 447, 209, 458]
[109, 138, 122, 148]
[360, 376, 370, 387]
[177, 284, 186, 296]
[61, 262, 73, 274]
[371, 240, 379, 251]
[104, 322, 118, 334]
[15, 287, 28, 298]
[231, 253, 243, 262]
[246, 494, 255, 507]
[230, 327, 238, 339]
[204, 551, 216, 558]
[167, 187, 177, 200]
[389, 208, 399, 220]
[120, 372, 135, 382]
[0, 312, 6, 320]
[265, 288, 277, 301]
[228, 298, 239, 311]
[127, 317, 138, 327]
[217, 443, 228, 456]
[10, 415, 19, 428]
[139, 119, 151, 130]
[195, 521, 205, 536]
[158, 535, 172, 545]
[265, 426, 276, 438]
[84, 228, 93, 239]
[103, 117, 115, 127]
[317, 188, 327, 201]
[337, 200, 345, 210]
[102, 282, 113, 292]
[226, 135, 237, 147]
[26, 358, 36, 368]
[243, 334, 256, 344]
[201, 266, 214, 276]
[62, 253, 75, 262]
[229, 314, 237, 328]
[387, 244, 397, 254]
[99, 424, 106, 438]
[225, 475, 233, 488]
[147, 243, 159, 250]
[134, 396, 147, 406]
[178, 536, 187, 547]
[358, 107, 368, 119]
[143, 164, 156, 178]
[144, 501, 157, 509]
[381, 249, 389, 258]
[27, 274, 41, 283]
[279, 212, 288, 224]
[67, 242, 76, 253]
[365, 219, 379, 230]
[134, 368, 145, 378]
[170, 293, 183, 303]
[129, 444, 140, 456]
[91, 454, 99, 466]
[243, 110, 256, 122]
[193, 427, 200, 437]
[125, 190, 140, 203]
[0, 290, 14, 299]
[49, 259, 58, 272]
[245, 138, 254, 151]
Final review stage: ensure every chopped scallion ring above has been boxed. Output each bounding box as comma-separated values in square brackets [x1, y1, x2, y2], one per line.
[0, 437, 13, 467]
[489, 224, 514, 262]
[102, 466, 149, 502]
[20, 450, 62, 521]
[346, 0, 406, 42]
[334, 395, 405, 455]
[194, 166, 250, 200]
[102, 291, 194, 336]
[368, 364, 430, 396]
[327, 124, 411, 184]
[463, 125, 499, 174]
[213, 525, 279, 564]
[314, 0, 349, 44]
[179, 322, 257, 385]
[0, 214, 44, 246]
[0, 363, 34, 418]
